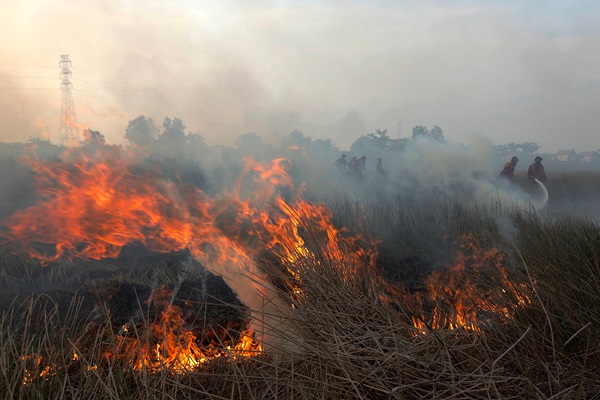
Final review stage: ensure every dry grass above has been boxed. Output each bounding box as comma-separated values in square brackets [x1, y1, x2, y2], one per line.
[1, 195, 600, 399]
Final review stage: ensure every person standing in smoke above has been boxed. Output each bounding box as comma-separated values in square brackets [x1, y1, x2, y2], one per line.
[499, 156, 519, 182]
[348, 156, 358, 175]
[354, 156, 367, 178]
[335, 154, 348, 170]
[376, 158, 388, 176]
[527, 156, 546, 183]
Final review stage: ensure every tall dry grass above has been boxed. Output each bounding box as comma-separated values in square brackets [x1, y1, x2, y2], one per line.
[1, 193, 600, 399]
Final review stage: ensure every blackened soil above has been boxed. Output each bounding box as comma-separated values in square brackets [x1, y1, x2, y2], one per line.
[0, 246, 249, 345]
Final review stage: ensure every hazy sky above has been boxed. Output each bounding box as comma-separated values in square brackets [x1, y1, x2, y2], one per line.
[1, 0, 599, 152]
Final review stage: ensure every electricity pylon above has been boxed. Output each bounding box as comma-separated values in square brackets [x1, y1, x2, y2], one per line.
[59, 54, 80, 146]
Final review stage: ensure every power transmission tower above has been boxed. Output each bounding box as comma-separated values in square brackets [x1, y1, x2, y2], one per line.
[59, 54, 80, 146]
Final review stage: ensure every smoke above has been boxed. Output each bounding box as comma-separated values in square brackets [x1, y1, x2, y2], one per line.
[1, 124, 600, 361]
[0, 71, 51, 142]
[2, 127, 594, 252]
[2, 1, 600, 150]
[495, 214, 519, 248]
[273, 133, 546, 216]
[192, 244, 296, 353]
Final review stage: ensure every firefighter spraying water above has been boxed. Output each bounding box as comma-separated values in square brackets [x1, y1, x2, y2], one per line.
[527, 156, 546, 183]
[496, 155, 549, 208]
[527, 156, 549, 207]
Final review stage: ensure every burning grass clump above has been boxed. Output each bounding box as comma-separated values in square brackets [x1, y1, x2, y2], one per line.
[0, 248, 262, 398]
[317, 194, 600, 397]
[0, 293, 261, 399]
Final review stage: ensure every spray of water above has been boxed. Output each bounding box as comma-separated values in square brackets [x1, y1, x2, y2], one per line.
[534, 178, 549, 208]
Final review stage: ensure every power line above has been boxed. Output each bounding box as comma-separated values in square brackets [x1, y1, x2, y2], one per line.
[0, 87, 56, 90]
[0, 63, 55, 69]
[4, 61, 219, 123]
[0, 74, 56, 78]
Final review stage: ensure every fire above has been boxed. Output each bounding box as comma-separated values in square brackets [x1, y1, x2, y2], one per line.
[4, 149, 344, 265]
[5, 147, 196, 261]
[20, 354, 55, 385]
[3, 143, 533, 376]
[2, 144, 369, 371]
[399, 233, 532, 333]
[105, 287, 261, 372]
[2, 146, 371, 293]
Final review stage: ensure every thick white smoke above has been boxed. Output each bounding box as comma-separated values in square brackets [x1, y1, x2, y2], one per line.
[289, 135, 548, 215]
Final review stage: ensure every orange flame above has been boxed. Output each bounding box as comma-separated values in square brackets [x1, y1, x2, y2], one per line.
[399, 233, 531, 333]
[2, 144, 369, 369]
[3, 144, 533, 374]
[104, 287, 261, 372]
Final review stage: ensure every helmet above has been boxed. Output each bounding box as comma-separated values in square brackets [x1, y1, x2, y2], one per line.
[535, 156, 542, 161]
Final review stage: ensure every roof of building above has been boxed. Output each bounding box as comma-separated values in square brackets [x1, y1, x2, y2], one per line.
[556, 149, 577, 155]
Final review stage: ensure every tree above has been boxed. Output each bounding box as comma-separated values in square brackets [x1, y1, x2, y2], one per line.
[366, 129, 392, 149]
[125, 116, 158, 147]
[236, 132, 263, 150]
[389, 138, 411, 152]
[185, 132, 206, 157]
[280, 129, 311, 151]
[27, 137, 64, 159]
[288, 129, 311, 146]
[429, 125, 445, 142]
[349, 129, 395, 154]
[308, 138, 338, 162]
[349, 135, 373, 154]
[411, 125, 445, 142]
[495, 142, 541, 158]
[187, 132, 205, 147]
[82, 128, 106, 145]
[235, 132, 269, 159]
[412, 125, 429, 140]
[160, 117, 187, 147]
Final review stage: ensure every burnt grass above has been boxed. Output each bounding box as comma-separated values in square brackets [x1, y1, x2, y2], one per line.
[0, 235, 452, 350]
[0, 246, 249, 348]
[0, 235, 457, 361]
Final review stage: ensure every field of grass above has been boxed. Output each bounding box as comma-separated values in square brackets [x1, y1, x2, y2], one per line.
[1, 186, 599, 400]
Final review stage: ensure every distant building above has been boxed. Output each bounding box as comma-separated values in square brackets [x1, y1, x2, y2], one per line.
[554, 149, 578, 162]
[579, 151, 600, 163]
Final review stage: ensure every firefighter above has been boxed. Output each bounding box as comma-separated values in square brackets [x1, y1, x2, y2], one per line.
[335, 154, 348, 170]
[499, 156, 519, 182]
[355, 156, 367, 178]
[348, 156, 358, 175]
[376, 157, 387, 176]
[527, 156, 547, 183]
